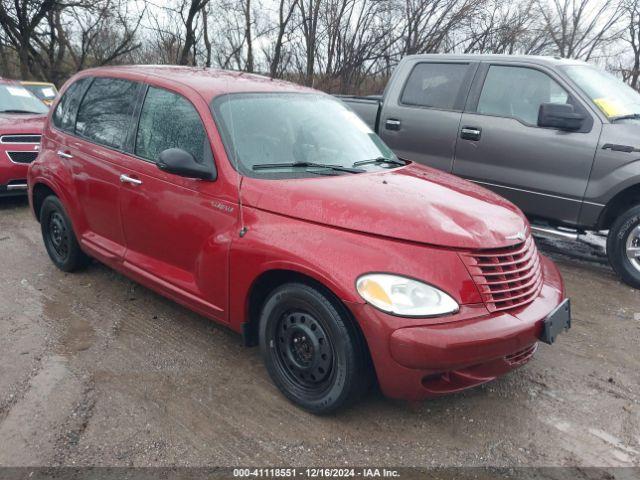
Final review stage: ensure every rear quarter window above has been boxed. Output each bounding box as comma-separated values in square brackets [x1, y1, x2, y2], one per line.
[400, 63, 470, 110]
[75, 77, 139, 149]
[52, 78, 91, 132]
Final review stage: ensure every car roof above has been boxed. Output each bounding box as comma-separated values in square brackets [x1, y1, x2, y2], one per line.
[0, 77, 19, 85]
[404, 53, 590, 67]
[75, 65, 315, 100]
[21, 81, 56, 87]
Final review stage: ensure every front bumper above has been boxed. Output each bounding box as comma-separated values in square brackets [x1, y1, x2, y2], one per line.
[346, 255, 566, 400]
[0, 179, 28, 196]
[1, 151, 31, 197]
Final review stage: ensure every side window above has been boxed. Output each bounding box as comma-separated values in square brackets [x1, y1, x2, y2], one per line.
[400, 63, 469, 110]
[52, 78, 90, 132]
[75, 77, 138, 149]
[477, 66, 570, 125]
[135, 86, 211, 165]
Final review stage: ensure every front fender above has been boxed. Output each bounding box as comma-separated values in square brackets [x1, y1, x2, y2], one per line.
[227, 206, 482, 334]
[584, 124, 640, 205]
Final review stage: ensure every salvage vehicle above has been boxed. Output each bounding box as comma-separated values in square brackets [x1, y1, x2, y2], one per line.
[0, 78, 47, 197]
[340, 54, 640, 288]
[29, 66, 570, 413]
[21, 81, 58, 106]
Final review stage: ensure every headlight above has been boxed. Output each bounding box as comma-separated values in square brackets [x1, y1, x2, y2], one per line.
[356, 274, 459, 317]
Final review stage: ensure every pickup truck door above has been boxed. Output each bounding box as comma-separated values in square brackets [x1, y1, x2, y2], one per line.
[378, 60, 477, 172]
[452, 62, 601, 225]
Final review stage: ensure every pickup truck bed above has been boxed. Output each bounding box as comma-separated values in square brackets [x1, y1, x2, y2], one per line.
[334, 95, 381, 131]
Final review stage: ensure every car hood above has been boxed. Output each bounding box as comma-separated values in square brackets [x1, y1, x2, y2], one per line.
[241, 163, 529, 250]
[0, 113, 46, 134]
[600, 122, 640, 147]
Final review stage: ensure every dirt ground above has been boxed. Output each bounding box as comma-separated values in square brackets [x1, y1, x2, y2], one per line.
[0, 196, 638, 468]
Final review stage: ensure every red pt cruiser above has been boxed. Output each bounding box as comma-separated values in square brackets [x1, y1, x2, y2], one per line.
[0, 78, 47, 196]
[28, 66, 570, 413]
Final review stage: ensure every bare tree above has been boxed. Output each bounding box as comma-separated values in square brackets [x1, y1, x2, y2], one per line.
[64, 1, 145, 72]
[177, 0, 210, 65]
[268, 0, 298, 77]
[316, 0, 396, 92]
[619, 0, 640, 88]
[538, 0, 624, 60]
[298, 0, 322, 85]
[202, 3, 212, 66]
[462, 0, 551, 54]
[395, 0, 482, 56]
[0, 0, 61, 80]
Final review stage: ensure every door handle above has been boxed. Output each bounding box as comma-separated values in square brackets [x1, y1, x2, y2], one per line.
[385, 118, 401, 131]
[120, 174, 143, 186]
[460, 126, 481, 141]
[57, 150, 73, 159]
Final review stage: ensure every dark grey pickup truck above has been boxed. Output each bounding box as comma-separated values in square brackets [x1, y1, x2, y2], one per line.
[340, 54, 640, 288]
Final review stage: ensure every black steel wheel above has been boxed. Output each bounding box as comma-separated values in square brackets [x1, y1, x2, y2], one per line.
[48, 211, 69, 260]
[274, 310, 335, 391]
[259, 282, 372, 414]
[40, 195, 90, 272]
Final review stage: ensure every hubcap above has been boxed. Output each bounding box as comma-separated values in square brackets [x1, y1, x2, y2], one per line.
[626, 225, 640, 271]
[48, 212, 69, 259]
[275, 311, 333, 389]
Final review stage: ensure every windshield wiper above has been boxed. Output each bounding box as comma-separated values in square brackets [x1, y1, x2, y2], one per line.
[352, 156, 405, 167]
[610, 113, 640, 122]
[0, 109, 41, 114]
[252, 162, 365, 173]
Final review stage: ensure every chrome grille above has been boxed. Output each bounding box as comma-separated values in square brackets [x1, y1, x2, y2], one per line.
[461, 236, 543, 312]
[7, 151, 38, 164]
[0, 134, 41, 144]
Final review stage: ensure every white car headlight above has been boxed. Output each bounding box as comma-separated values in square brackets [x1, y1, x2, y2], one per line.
[356, 274, 459, 317]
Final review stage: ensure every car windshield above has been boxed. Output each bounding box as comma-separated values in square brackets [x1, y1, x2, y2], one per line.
[563, 65, 640, 122]
[0, 84, 48, 114]
[212, 93, 400, 178]
[22, 84, 57, 102]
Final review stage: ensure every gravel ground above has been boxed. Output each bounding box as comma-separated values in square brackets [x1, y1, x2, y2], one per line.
[0, 196, 638, 468]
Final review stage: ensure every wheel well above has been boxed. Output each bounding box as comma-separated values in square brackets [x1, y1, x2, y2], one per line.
[243, 269, 362, 348]
[32, 183, 56, 222]
[599, 184, 640, 230]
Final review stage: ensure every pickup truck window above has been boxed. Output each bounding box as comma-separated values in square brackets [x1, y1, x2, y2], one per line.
[477, 65, 569, 125]
[563, 65, 640, 121]
[75, 77, 138, 150]
[400, 63, 469, 110]
[135, 86, 211, 165]
[212, 93, 398, 179]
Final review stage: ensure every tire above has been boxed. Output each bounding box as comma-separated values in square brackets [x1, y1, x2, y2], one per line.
[40, 195, 90, 272]
[259, 282, 372, 414]
[607, 204, 640, 288]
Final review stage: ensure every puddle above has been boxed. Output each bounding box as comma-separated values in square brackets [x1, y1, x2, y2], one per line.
[57, 315, 95, 355]
[41, 293, 95, 356]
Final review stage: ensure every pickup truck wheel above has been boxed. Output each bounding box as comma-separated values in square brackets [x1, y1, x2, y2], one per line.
[259, 283, 371, 414]
[40, 195, 90, 272]
[607, 205, 640, 288]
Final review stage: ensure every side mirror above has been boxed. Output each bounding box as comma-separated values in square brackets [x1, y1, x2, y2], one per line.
[157, 148, 214, 180]
[538, 103, 585, 131]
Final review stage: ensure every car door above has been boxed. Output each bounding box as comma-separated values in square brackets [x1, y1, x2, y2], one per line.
[118, 84, 237, 322]
[379, 60, 477, 172]
[58, 76, 141, 262]
[452, 63, 601, 225]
